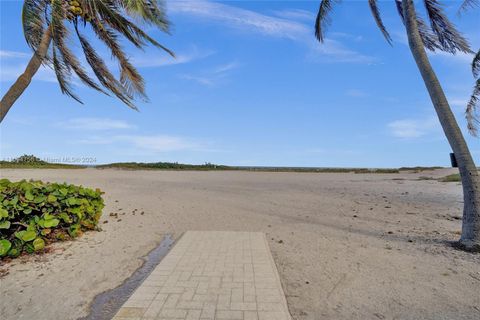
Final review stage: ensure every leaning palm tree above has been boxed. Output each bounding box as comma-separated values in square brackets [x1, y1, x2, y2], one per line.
[315, 0, 480, 251]
[0, 0, 173, 123]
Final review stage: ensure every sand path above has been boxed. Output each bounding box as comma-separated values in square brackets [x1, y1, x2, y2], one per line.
[0, 169, 479, 320]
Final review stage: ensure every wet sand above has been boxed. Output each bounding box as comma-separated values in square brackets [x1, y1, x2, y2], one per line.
[0, 168, 479, 320]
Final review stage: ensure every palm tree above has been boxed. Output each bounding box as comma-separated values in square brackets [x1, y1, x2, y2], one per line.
[315, 0, 480, 252]
[0, 0, 174, 123]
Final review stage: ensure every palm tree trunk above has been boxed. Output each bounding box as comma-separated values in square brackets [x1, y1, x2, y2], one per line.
[0, 28, 52, 123]
[402, 0, 480, 251]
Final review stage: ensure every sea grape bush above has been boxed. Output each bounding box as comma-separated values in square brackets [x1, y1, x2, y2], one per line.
[0, 179, 104, 258]
[11, 154, 45, 163]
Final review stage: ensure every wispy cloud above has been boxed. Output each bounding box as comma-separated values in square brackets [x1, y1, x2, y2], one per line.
[180, 60, 240, 86]
[306, 38, 376, 64]
[0, 50, 30, 58]
[305, 148, 359, 156]
[0, 64, 57, 83]
[388, 116, 439, 139]
[213, 61, 240, 74]
[168, 0, 375, 64]
[122, 135, 198, 152]
[0, 50, 59, 83]
[168, 0, 308, 40]
[392, 29, 475, 66]
[391, 30, 408, 46]
[132, 46, 214, 68]
[429, 50, 474, 65]
[272, 9, 315, 21]
[1, 45, 210, 84]
[330, 32, 364, 43]
[449, 98, 468, 109]
[58, 118, 134, 131]
[346, 89, 369, 98]
[78, 134, 203, 153]
[178, 74, 215, 86]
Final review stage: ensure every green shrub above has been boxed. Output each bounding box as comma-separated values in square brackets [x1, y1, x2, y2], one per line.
[0, 154, 84, 169]
[0, 179, 104, 258]
[439, 174, 461, 182]
[12, 154, 46, 164]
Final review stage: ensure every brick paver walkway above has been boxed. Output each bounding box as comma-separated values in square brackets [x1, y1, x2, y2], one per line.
[113, 231, 291, 320]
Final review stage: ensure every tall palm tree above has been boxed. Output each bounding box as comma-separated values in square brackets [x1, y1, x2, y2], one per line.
[315, 0, 480, 252]
[0, 0, 174, 123]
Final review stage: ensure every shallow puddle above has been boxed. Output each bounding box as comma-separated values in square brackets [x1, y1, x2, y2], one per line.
[79, 234, 174, 320]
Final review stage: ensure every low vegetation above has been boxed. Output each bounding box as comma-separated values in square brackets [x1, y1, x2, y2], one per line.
[439, 174, 461, 183]
[0, 179, 104, 259]
[97, 162, 230, 171]
[417, 174, 461, 182]
[4, 155, 450, 174]
[399, 166, 443, 172]
[98, 162, 401, 173]
[417, 176, 437, 181]
[0, 155, 83, 169]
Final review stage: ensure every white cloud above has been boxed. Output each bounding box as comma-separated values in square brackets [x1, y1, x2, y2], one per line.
[180, 60, 240, 86]
[392, 29, 475, 66]
[168, 0, 308, 40]
[58, 118, 134, 131]
[122, 135, 197, 152]
[330, 32, 364, 43]
[213, 61, 240, 74]
[272, 9, 315, 21]
[168, 0, 375, 64]
[0, 50, 59, 83]
[429, 51, 474, 64]
[0, 50, 30, 58]
[388, 116, 439, 139]
[1, 45, 210, 85]
[0, 64, 57, 83]
[306, 148, 360, 156]
[391, 30, 408, 46]
[78, 134, 202, 152]
[346, 89, 368, 97]
[178, 74, 215, 86]
[306, 38, 377, 64]
[449, 98, 468, 109]
[132, 46, 214, 68]
[305, 148, 326, 154]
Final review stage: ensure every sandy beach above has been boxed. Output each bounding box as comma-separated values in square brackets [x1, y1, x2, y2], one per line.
[0, 168, 479, 320]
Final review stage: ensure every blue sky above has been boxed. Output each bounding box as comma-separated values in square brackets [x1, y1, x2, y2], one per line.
[0, 0, 479, 167]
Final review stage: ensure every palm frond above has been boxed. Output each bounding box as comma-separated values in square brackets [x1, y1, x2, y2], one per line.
[52, 46, 82, 103]
[423, 0, 472, 54]
[116, 0, 170, 31]
[50, 0, 103, 99]
[57, 37, 107, 94]
[76, 28, 137, 110]
[22, 0, 49, 55]
[89, 0, 174, 56]
[128, 23, 174, 56]
[368, 0, 392, 45]
[395, 0, 443, 52]
[20, 0, 172, 109]
[466, 50, 480, 136]
[459, 0, 480, 13]
[50, 0, 82, 102]
[90, 22, 146, 100]
[466, 79, 480, 136]
[472, 49, 480, 78]
[315, 0, 341, 42]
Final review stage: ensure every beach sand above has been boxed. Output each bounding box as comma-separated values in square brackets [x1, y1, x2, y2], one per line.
[0, 168, 479, 320]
